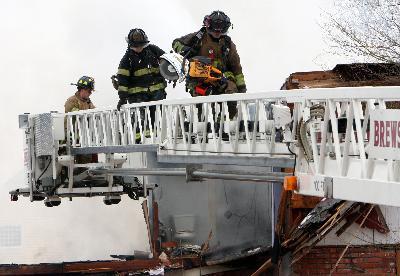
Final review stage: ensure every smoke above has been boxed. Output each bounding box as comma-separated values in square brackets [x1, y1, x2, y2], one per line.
[0, 172, 149, 263]
[0, 0, 337, 264]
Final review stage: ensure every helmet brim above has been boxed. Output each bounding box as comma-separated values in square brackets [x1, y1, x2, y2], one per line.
[130, 41, 149, 47]
[208, 22, 230, 34]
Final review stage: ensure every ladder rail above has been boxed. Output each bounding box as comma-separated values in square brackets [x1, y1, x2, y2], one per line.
[54, 86, 400, 206]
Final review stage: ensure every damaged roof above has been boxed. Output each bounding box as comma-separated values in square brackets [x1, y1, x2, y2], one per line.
[281, 63, 400, 90]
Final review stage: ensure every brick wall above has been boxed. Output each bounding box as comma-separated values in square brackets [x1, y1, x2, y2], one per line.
[292, 245, 398, 275]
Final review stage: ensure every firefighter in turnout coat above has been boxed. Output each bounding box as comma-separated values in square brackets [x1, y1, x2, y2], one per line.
[172, 11, 246, 118]
[116, 28, 167, 110]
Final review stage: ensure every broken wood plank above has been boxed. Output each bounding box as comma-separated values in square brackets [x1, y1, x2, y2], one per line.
[142, 200, 154, 258]
[276, 190, 290, 237]
[335, 203, 365, 237]
[201, 230, 213, 254]
[152, 201, 159, 258]
[355, 205, 389, 234]
[0, 259, 160, 275]
[291, 202, 352, 264]
[285, 214, 303, 241]
[250, 258, 272, 276]
[329, 205, 375, 275]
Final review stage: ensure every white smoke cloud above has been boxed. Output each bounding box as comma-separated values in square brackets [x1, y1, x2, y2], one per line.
[0, 0, 336, 264]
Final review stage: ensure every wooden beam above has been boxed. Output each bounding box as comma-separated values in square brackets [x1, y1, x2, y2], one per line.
[335, 203, 364, 237]
[0, 260, 160, 275]
[291, 202, 350, 264]
[276, 190, 290, 237]
[152, 201, 159, 258]
[142, 200, 154, 258]
[250, 259, 272, 276]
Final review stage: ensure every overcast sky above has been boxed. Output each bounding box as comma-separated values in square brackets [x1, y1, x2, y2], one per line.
[0, 0, 339, 264]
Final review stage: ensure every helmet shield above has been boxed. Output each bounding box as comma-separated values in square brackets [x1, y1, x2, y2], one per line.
[126, 28, 149, 47]
[159, 53, 189, 83]
[204, 11, 231, 34]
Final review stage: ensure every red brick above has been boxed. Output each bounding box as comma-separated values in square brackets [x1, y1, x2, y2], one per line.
[313, 263, 332, 269]
[359, 251, 395, 258]
[363, 267, 396, 274]
[302, 272, 327, 276]
[334, 268, 355, 273]
[348, 247, 377, 253]
[345, 252, 360, 258]
[304, 258, 334, 265]
[332, 273, 365, 276]
[305, 253, 331, 260]
[372, 251, 396, 258]
[298, 264, 330, 271]
[335, 263, 354, 269]
[328, 247, 340, 253]
[334, 257, 352, 264]
[362, 274, 394, 276]
[294, 268, 330, 275]
[352, 257, 384, 263]
[358, 262, 387, 269]
[295, 246, 397, 275]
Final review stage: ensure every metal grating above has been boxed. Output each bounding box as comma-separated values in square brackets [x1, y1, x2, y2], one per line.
[34, 113, 53, 156]
[0, 225, 21, 247]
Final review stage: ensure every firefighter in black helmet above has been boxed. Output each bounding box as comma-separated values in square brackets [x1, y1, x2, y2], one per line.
[116, 28, 167, 110]
[172, 11, 246, 118]
[204, 10, 232, 38]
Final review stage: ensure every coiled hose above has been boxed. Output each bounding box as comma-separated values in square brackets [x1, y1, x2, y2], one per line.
[296, 104, 325, 162]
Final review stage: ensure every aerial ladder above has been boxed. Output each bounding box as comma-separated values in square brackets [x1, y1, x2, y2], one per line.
[10, 86, 400, 208]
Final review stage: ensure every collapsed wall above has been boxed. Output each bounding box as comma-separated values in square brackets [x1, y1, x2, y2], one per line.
[280, 63, 400, 275]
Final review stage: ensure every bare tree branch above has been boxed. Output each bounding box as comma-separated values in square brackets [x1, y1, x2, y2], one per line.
[321, 0, 400, 63]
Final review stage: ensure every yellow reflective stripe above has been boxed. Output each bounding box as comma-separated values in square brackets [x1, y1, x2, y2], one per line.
[149, 82, 166, 92]
[173, 41, 185, 53]
[127, 82, 166, 94]
[118, 85, 128, 92]
[118, 68, 130, 76]
[128, 87, 147, 93]
[235, 73, 245, 87]
[136, 130, 151, 140]
[223, 71, 235, 81]
[133, 67, 160, 77]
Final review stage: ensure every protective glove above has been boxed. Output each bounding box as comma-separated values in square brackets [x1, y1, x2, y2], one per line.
[217, 83, 228, 94]
[111, 75, 119, 90]
[118, 91, 127, 98]
[237, 85, 247, 93]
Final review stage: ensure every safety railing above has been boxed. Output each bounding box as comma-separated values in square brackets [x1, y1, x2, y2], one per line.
[156, 93, 293, 158]
[23, 85, 400, 206]
[65, 92, 297, 157]
[288, 87, 400, 180]
[65, 86, 400, 178]
[66, 102, 164, 148]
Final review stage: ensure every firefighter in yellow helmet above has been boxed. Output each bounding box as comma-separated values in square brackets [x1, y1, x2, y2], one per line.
[63, 76, 96, 165]
[65, 76, 95, 113]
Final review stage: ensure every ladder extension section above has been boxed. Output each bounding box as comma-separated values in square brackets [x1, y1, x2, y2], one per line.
[16, 86, 400, 207]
